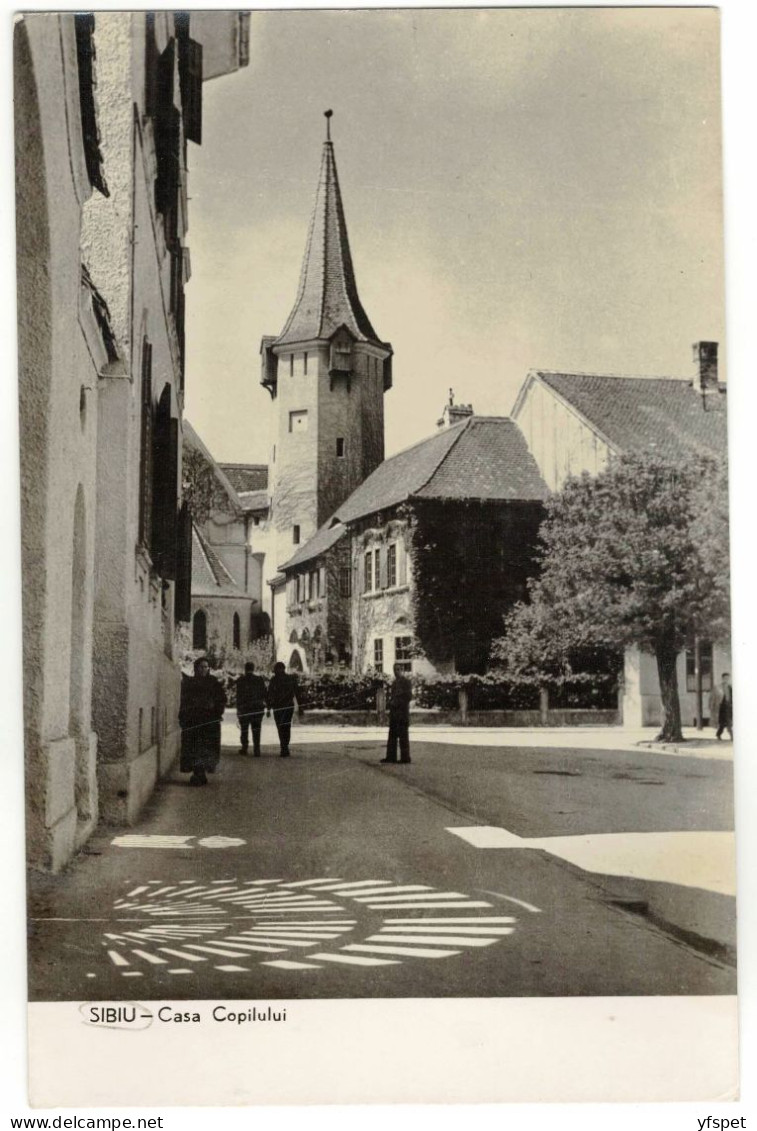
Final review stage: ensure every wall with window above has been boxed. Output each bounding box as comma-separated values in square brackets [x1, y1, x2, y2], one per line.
[352, 518, 422, 674]
[190, 598, 255, 660]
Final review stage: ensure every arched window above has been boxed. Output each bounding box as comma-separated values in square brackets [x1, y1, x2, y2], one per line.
[192, 609, 207, 650]
[233, 612, 241, 650]
[289, 649, 303, 672]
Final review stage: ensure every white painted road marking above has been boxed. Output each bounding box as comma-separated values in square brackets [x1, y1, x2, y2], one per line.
[449, 826, 736, 896]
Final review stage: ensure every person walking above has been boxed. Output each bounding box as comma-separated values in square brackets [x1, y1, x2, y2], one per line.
[266, 661, 298, 757]
[236, 661, 267, 756]
[714, 672, 733, 741]
[179, 657, 227, 785]
[380, 663, 413, 765]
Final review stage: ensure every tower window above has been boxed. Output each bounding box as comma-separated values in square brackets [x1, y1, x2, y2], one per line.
[303, 352, 308, 375]
[289, 410, 308, 433]
[336, 437, 345, 458]
[289, 354, 294, 377]
[293, 525, 301, 545]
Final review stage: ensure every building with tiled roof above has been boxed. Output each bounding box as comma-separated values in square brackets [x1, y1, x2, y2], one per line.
[219, 463, 269, 495]
[258, 115, 395, 649]
[511, 344, 730, 727]
[184, 423, 265, 656]
[278, 406, 548, 675]
[512, 344, 727, 492]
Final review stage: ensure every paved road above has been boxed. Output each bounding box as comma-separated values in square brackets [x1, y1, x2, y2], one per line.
[28, 737, 736, 1001]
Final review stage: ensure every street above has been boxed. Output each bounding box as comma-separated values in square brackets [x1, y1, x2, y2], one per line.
[28, 721, 736, 1002]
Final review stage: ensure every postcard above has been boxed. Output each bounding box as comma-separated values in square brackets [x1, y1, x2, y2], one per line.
[15, 7, 738, 1106]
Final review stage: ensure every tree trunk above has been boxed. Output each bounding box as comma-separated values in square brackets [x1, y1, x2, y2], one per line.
[655, 640, 684, 742]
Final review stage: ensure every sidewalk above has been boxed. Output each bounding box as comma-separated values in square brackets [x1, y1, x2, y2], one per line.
[222, 713, 733, 761]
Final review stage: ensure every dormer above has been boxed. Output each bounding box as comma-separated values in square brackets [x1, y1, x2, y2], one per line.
[329, 326, 356, 377]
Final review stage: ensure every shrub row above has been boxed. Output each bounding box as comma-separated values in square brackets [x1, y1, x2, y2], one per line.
[183, 663, 617, 713]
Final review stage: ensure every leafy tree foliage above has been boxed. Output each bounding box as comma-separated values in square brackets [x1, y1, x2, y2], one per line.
[492, 453, 730, 741]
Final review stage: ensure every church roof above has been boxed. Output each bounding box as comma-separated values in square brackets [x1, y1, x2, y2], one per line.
[274, 133, 382, 347]
[520, 371, 727, 460]
[220, 463, 269, 493]
[183, 421, 244, 514]
[280, 416, 548, 571]
[191, 525, 248, 599]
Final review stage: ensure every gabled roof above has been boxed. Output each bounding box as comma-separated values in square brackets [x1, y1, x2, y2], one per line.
[183, 421, 244, 513]
[274, 137, 382, 347]
[281, 416, 548, 571]
[521, 371, 727, 460]
[219, 463, 269, 493]
[191, 525, 248, 599]
[281, 521, 347, 571]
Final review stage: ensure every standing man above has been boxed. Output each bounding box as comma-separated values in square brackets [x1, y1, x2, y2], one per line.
[236, 662, 267, 756]
[715, 672, 733, 741]
[381, 663, 413, 765]
[266, 661, 298, 757]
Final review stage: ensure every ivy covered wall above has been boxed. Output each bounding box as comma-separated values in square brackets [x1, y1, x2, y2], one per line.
[407, 498, 545, 673]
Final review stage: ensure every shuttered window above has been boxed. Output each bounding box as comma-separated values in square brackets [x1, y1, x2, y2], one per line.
[179, 36, 203, 145]
[151, 388, 178, 579]
[174, 503, 192, 622]
[378, 547, 388, 590]
[138, 341, 154, 549]
[364, 551, 372, 592]
[387, 544, 397, 588]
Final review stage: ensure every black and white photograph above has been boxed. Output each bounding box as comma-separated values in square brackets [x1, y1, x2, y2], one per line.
[10, 3, 751, 1109]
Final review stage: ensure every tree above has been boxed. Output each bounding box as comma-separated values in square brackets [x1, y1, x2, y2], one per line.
[492, 452, 730, 742]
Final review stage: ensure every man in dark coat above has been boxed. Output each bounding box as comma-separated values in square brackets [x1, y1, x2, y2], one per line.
[381, 663, 413, 765]
[266, 661, 298, 757]
[179, 657, 227, 785]
[715, 672, 733, 741]
[236, 661, 267, 756]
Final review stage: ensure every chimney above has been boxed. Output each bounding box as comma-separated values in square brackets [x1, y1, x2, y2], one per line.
[692, 341, 719, 395]
[437, 389, 474, 430]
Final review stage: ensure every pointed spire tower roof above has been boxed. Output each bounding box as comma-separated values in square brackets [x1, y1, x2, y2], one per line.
[275, 111, 382, 347]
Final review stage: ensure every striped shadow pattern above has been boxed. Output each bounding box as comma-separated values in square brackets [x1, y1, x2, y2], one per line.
[95, 878, 520, 979]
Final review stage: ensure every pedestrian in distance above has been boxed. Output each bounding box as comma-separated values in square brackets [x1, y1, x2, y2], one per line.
[713, 672, 733, 741]
[236, 661, 267, 756]
[178, 657, 227, 786]
[380, 662, 413, 765]
[266, 661, 299, 757]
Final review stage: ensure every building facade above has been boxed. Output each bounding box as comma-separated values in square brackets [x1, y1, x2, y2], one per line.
[511, 346, 730, 726]
[15, 12, 248, 870]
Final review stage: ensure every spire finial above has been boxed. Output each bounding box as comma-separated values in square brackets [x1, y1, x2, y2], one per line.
[324, 109, 333, 142]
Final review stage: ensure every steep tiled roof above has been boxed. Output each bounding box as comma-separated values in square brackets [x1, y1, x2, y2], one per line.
[275, 139, 381, 347]
[415, 418, 549, 501]
[220, 463, 268, 493]
[191, 525, 247, 599]
[183, 421, 244, 513]
[282, 417, 548, 571]
[534, 372, 727, 459]
[281, 521, 346, 571]
[334, 424, 466, 525]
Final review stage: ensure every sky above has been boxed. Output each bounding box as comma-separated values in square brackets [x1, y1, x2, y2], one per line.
[184, 7, 724, 464]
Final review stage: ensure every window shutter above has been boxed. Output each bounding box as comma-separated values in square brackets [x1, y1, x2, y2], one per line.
[179, 37, 203, 145]
[151, 396, 178, 579]
[174, 503, 192, 623]
[319, 566, 327, 596]
[139, 343, 153, 548]
[399, 542, 407, 586]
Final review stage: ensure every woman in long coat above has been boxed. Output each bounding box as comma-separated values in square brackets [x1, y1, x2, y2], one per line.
[179, 657, 227, 785]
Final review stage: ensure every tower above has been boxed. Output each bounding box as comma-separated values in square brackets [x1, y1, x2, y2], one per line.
[260, 112, 393, 563]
